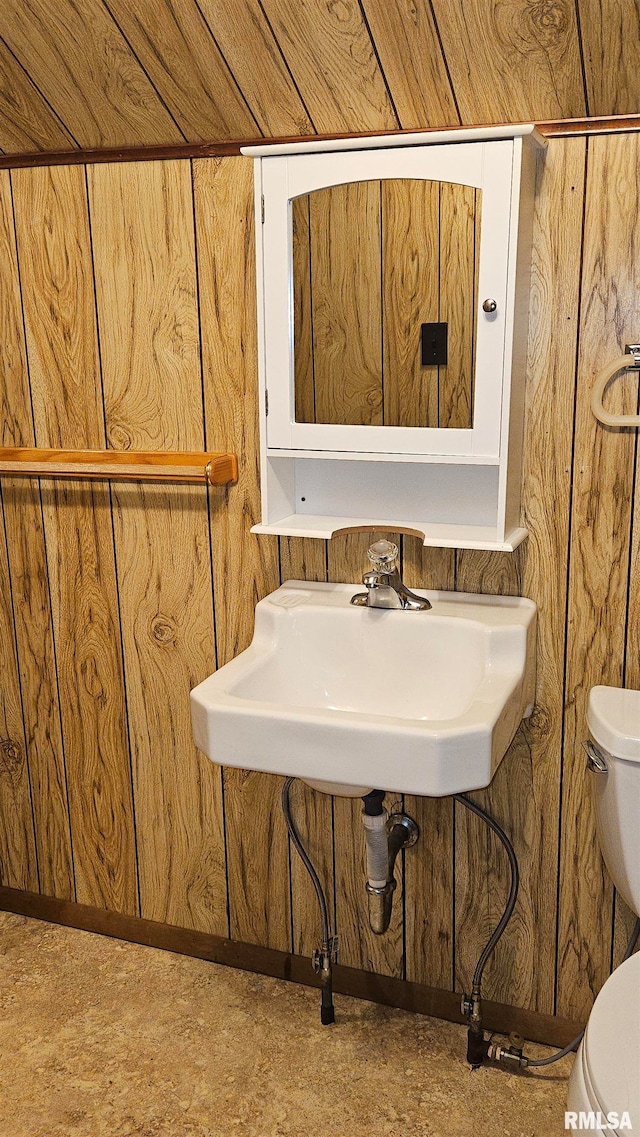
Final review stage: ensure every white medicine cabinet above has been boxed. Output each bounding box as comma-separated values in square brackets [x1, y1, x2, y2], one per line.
[242, 124, 545, 550]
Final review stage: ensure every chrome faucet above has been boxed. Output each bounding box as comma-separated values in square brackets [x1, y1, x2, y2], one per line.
[350, 540, 432, 611]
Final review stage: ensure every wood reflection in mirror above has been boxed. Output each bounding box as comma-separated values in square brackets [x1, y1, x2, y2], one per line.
[293, 179, 479, 430]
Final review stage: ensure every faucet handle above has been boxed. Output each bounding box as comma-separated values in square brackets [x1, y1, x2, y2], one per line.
[367, 540, 399, 574]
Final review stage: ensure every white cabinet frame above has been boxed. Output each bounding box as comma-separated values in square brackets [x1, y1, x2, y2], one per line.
[260, 141, 513, 458]
[242, 125, 545, 550]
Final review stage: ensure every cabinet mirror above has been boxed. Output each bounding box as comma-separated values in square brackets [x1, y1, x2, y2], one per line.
[292, 179, 480, 431]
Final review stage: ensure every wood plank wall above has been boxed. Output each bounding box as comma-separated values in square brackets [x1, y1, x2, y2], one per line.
[0, 0, 639, 156]
[0, 133, 638, 1023]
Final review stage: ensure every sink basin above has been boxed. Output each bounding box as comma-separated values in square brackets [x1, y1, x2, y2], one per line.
[190, 582, 536, 798]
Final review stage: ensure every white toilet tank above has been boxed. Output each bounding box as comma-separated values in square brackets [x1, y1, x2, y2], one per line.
[587, 686, 640, 917]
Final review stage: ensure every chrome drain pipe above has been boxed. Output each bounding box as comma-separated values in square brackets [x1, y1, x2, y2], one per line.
[361, 792, 419, 935]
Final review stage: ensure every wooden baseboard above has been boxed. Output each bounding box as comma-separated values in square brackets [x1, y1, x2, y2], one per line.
[0, 886, 582, 1047]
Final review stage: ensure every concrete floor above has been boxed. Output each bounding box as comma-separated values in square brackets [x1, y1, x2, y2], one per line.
[0, 910, 573, 1136]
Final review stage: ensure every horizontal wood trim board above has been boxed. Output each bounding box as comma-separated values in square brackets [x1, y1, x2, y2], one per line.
[0, 447, 238, 485]
[0, 140, 249, 170]
[1, 115, 640, 170]
[0, 886, 583, 1048]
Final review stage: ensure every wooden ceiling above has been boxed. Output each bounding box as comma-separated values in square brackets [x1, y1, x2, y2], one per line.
[0, 0, 638, 155]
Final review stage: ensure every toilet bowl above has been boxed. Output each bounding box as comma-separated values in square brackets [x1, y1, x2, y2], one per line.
[566, 686, 640, 1132]
[567, 951, 639, 1132]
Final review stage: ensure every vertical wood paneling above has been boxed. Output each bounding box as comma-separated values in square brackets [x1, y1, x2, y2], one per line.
[279, 537, 327, 586]
[516, 138, 586, 1005]
[557, 134, 640, 1020]
[0, 506, 38, 891]
[193, 157, 280, 666]
[193, 156, 287, 951]
[193, 154, 280, 664]
[1, 483, 74, 898]
[438, 183, 475, 429]
[404, 788, 455, 989]
[292, 195, 315, 425]
[88, 160, 227, 934]
[36, 480, 136, 914]
[311, 182, 382, 426]
[11, 164, 138, 915]
[0, 170, 74, 899]
[382, 179, 439, 428]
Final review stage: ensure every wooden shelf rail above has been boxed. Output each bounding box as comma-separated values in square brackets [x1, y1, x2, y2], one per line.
[0, 447, 238, 485]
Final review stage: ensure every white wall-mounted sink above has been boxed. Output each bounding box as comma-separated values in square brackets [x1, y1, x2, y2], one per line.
[191, 582, 536, 798]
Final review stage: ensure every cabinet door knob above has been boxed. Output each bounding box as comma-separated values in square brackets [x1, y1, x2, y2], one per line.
[482, 298, 497, 313]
